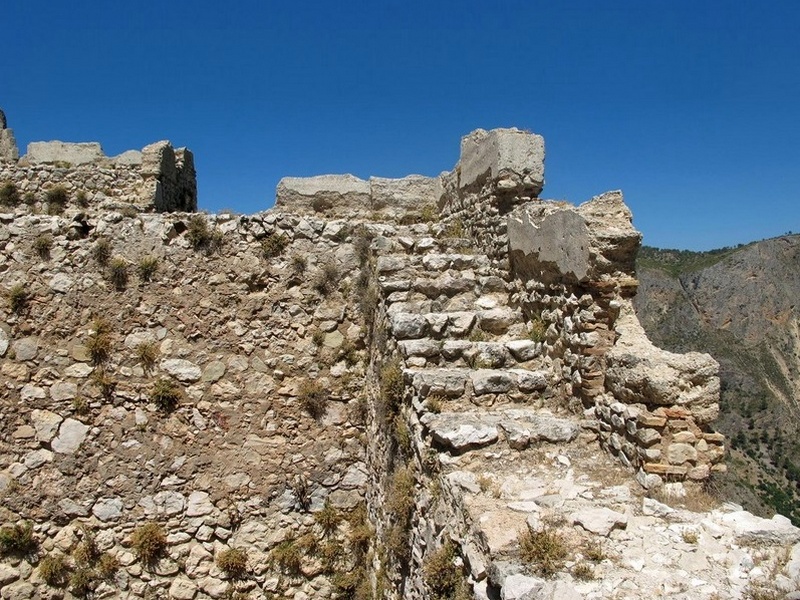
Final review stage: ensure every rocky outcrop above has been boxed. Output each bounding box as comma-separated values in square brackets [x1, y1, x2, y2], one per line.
[635, 236, 800, 524]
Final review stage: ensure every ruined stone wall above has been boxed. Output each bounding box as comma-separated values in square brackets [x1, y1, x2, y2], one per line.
[2, 126, 782, 600]
[0, 111, 196, 212]
[0, 162, 146, 211]
[0, 210, 374, 599]
[506, 190, 726, 486]
[437, 128, 545, 275]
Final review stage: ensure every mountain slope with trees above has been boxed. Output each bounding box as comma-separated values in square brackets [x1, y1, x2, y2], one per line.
[634, 235, 800, 523]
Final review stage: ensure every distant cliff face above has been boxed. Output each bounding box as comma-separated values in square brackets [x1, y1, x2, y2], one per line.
[634, 235, 800, 523]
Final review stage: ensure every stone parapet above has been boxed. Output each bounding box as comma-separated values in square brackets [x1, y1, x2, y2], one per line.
[0, 108, 196, 212]
[275, 173, 439, 220]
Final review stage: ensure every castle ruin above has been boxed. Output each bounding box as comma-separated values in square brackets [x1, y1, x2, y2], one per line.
[0, 110, 798, 600]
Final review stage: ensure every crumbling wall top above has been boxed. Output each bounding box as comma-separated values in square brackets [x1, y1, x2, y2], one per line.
[457, 127, 545, 195]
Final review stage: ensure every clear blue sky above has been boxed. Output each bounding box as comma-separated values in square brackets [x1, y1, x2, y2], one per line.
[3, 1, 799, 250]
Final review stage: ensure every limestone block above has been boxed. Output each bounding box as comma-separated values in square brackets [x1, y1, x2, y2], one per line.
[31, 409, 63, 443]
[572, 507, 628, 536]
[92, 497, 123, 521]
[458, 128, 545, 194]
[0, 129, 18, 161]
[160, 358, 202, 382]
[26, 141, 105, 165]
[471, 369, 514, 395]
[52, 418, 89, 454]
[113, 149, 143, 165]
[717, 511, 800, 545]
[421, 412, 499, 451]
[501, 573, 543, 600]
[508, 190, 641, 285]
[369, 175, 439, 211]
[275, 174, 371, 214]
[409, 368, 468, 397]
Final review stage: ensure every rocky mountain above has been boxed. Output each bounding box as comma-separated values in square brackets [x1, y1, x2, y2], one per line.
[634, 236, 800, 524]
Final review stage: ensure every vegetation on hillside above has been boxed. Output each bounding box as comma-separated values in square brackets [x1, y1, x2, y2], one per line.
[636, 234, 800, 525]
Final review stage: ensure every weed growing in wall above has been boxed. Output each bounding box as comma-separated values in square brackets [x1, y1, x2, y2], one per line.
[45, 186, 69, 215]
[135, 341, 159, 372]
[6, 284, 29, 314]
[86, 319, 112, 365]
[91, 369, 117, 401]
[187, 214, 224, 253]
[38, 553, 69, 586]
[131, 522, 167, 567]
[0, 521, 37, 557]
[298, 379, 327, 419]
[314, 261, 339, 293]
[217, 547, 249, 579]
[529, 317, 547, 343]
[261, 232, 289, 258]
[270, 539, 303, 575]
[519, 525, 568, 577]
[379, 359, 404, 423]
[33, 234, 53, 260]
[69, 567, 95, 597]
[0, 181, 20, 206]
[108, 257, 129, 291]
[150, 379, 183, 413]
[314, 500, 342, 537]
[92, 238, 112, 267]
[137, 256, 159, 282]
[290, 253, 307, 274]
[385, 466, 416, 562]
[423, 541, 470, 600]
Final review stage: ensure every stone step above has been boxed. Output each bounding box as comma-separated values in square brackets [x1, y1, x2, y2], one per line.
[382, 234, 479, 256]
[404, 367, 549, 400]
[376, 252, 491, 275]
[379, 270, 507, 299]
[398, 338, 543, 368]
[388, 308, 525, 340]
[418, 408, 580, 453]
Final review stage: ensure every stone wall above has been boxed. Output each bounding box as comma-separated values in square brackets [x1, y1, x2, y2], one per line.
[436, 128, 546, 274]
[1, 125, 777, 600]
[275, 174, 439, 221]
[505, 188, 725, 487]
[0, 110, 196, 212]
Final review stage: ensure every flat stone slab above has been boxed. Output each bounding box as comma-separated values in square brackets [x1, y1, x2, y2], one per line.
[421, 412, 498, 451]
[26, 140, 105, 165]
[715, 510, 800, 544]
[572, 507, 629, 536]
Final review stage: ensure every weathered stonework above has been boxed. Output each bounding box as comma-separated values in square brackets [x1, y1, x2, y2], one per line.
[1, 121, 796, 600]
[0, 109, 196, 211]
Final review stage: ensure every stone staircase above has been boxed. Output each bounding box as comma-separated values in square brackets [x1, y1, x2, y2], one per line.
[374, 225, 581, 459]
